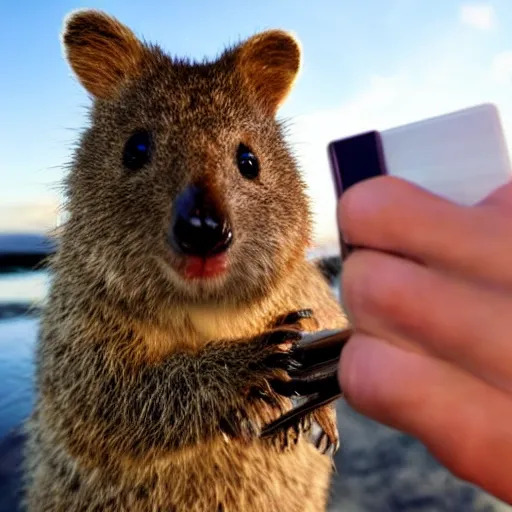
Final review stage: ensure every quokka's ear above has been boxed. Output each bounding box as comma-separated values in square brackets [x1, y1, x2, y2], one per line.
[235, 30, 302, 115]
[61, 9, 146, 99]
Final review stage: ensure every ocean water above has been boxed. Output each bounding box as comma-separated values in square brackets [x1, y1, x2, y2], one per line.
[0, 317, 36, 439]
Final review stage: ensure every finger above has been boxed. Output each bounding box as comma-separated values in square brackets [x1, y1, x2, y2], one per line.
[340, 334, 512, 504]
[338, 175, 512, 287]
[342, 249, 512, 392]
[479, 180, 512, 211]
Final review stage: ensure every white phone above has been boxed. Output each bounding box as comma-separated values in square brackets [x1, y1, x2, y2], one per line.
[328, 103, 512, 257]
[329, 103, 512, 204]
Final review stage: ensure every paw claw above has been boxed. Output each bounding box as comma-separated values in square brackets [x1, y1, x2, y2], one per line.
[274, 309, 313, 328]
[262, 351, 300, 372]
[268, 379, 297, 397]
[264, 328, 302, 346]
[259, 328, 351, 452]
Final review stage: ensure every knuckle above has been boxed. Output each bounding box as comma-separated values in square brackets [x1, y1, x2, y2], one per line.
[342, 250, 414, 325]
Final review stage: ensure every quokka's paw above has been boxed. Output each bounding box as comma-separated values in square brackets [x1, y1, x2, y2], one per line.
[218, 311, 350, 452]
[218, 313, 316, 446]
[259, 326, 353, 455]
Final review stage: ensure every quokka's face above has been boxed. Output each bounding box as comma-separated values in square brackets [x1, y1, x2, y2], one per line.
[60, 9, 312, 308]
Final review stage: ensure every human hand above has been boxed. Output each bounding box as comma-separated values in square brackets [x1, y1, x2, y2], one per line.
[337, 175, 512, 504]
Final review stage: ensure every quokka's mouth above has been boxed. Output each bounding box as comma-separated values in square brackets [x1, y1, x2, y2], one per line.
[180, 253, 230, 280]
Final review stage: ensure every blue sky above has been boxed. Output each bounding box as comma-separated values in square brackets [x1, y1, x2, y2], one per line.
[2, 1, 512, 243]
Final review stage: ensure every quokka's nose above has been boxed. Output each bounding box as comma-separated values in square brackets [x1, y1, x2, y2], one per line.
[169, 184, 233, 257]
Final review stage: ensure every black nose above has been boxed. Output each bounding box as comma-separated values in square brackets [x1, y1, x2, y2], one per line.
[169, 185, 233, 257]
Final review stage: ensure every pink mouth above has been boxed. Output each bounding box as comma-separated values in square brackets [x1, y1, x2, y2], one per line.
[182, 253, 229, 280]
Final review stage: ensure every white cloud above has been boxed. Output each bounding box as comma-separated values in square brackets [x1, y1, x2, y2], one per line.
[491, 51, 512, 85]
[459, 3, 496, 30]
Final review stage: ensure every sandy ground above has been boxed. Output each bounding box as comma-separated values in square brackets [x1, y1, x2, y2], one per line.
[327, 399, 511, 511]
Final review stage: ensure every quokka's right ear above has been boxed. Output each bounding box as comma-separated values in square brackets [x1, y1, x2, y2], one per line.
[234, 29, 302, 116]
[61, 9, 146, 99]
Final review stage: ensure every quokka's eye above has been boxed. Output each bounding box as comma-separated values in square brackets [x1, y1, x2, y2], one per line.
[236, 143, 259, 179]
[122, 130, 152, 171]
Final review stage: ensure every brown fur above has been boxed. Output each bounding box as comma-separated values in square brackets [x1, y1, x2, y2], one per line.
[62, 10, 147, 99]
[23, 9, 349, 512]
